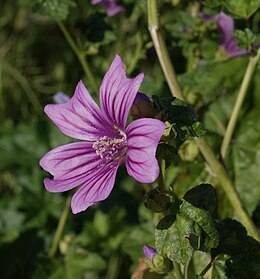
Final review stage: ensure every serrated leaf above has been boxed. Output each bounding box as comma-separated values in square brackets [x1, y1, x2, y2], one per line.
[155, 214, 195, 264]
[234, 28, 257, 51]
[32, 0, 76, 21]
[223, 0, 260, 18]
[152, 95, 205, 140]
[180, 201, 219, 250]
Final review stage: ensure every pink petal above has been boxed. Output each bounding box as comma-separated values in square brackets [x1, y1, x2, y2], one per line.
[217, 12, 234, 47]
[45, 80, 116, 141]
[125, 119, 166, 183]
[71, 163, 120, 214]
[40, 142, 103, 192]
[100, 55, 144, 130]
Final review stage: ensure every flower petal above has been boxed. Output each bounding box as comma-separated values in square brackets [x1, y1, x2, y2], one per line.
[40, 142, 104, 192]
[71, 163, 120, 214]
[125, 118, 166, 183]
[45, 80, 115, 141]
[217, 12, 234, 47]
[100, 55, 144, 130]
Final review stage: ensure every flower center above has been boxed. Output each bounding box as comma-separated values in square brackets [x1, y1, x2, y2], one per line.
[92, 130, 127, 162]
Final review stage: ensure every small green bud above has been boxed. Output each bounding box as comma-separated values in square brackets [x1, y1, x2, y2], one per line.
[144, 187, 171, 213]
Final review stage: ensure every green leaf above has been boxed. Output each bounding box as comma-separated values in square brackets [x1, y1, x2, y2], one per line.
[234, 28, 257, 51]
[156, 143, 178, 169]
[155, 184, 218, 264]
[152, 96, 206, 142]
[223, 0, 260, 18]
[155, 214, 195, 264]
[32, 0, 76, 21]
[183, 184, 217, 215]
[211, 255, 229, 279]
[211, 219, 260, 279]
[212, 219, 259, 257]
[232, 110, 260, 214]
[180, 201, 219, 250]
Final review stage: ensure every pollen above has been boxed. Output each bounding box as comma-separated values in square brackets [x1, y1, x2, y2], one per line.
[92, 130, 127, 162]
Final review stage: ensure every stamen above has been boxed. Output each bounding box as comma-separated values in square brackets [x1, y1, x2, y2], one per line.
[92, 129, 127, 162]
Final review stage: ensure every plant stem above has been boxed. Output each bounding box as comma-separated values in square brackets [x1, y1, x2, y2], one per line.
[173, 261, 183, 279]
[105, 251, 121, 279]
[184, 258, 191, 279]
[147, 0, 183, 100]
[147, 0, 260, 241]
[49, 195, 71, 257]
[56, 21, 99, 96]
[221, 48, 260, 159]
[199, 260, 213, 277]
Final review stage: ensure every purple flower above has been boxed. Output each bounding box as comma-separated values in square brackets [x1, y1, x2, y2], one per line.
[91, 0, 124, 17]
[53, 92, 70, 104]
[40, 55, 166, 214]
[143, 244, 158, 260]
[217, 12, 248, 58]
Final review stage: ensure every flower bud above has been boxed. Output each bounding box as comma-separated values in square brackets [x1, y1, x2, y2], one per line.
[131, 92, 155, 120]
[144, 186, 171, 213]
[142, 244, 171, 274]
[53, 92, 70, 104]
[143, 244, 158, 260]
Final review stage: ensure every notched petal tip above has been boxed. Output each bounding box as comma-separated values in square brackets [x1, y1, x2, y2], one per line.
[100, 55, 144, 129]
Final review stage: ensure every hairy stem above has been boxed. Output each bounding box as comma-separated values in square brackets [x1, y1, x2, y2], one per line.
[147, 0, 183, 100]
[221, 48, 260, 159]
[147, 0, 260, 241]
[49, 195, 71, 257]
[57, 21, 99, 96]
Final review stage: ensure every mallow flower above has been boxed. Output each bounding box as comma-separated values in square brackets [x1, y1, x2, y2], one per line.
[40, 55, 166, 214]
[217, 12, 248, 58]
[91, 0, 124, 17]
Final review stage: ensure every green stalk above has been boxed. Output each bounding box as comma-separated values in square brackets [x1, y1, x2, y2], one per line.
[173, 261, 184, 279]
[147, 0, 183, 100]
[49, 195, 71, 257]
[221, 48, 260, 159]
[56, 21, 99, 96]
[147, 0, 260, 241]
[184, 258, 191, 279]
[105, 251, 121, 279]
[199, 260, 213, 277]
